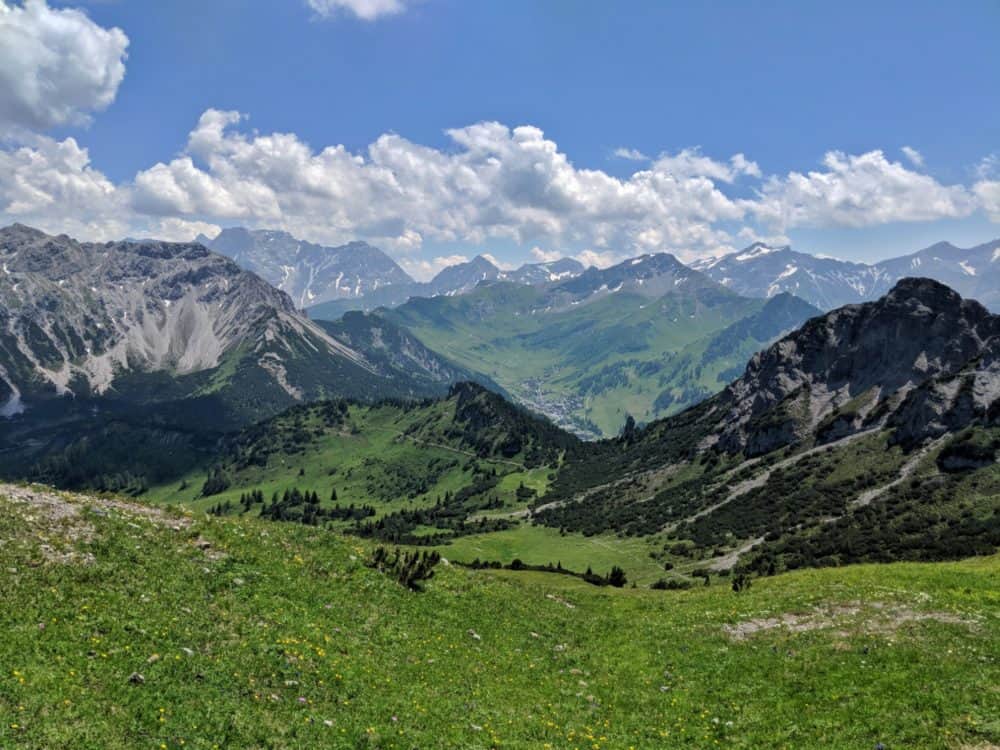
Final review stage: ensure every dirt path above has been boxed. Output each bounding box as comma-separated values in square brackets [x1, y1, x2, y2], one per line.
[708, 536, 765, 572]
[851, 436, 946, 507]
[661, 428, 882, 534]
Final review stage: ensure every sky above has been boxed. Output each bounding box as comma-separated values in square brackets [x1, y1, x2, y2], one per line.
[0, 0, 998, 279]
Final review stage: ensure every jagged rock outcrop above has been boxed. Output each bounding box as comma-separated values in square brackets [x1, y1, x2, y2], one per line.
[713, 278, 1000, 455]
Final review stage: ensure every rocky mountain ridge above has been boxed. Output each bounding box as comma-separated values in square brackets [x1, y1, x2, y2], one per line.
[695, 239, 1000, 311]
[708, 277, 1000, 455]
[0, 225, 475, 424]
[199, 227, 414, 308]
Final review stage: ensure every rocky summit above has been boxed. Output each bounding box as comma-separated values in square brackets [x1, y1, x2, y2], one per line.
[712, 277, 1000, 455]
[200, 227, 414, 308]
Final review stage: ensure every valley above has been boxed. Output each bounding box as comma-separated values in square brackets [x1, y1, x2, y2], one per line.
[378, 256, 820, 437]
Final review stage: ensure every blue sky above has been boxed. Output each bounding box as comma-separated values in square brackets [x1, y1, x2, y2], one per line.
[2, 0, 998, 277]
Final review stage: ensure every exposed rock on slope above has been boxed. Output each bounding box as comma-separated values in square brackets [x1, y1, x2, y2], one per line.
[0, 224, 370, 412]
[0, 225, 487, 431]
[200, 227, 414, 308]
[713, 278, 999, 455]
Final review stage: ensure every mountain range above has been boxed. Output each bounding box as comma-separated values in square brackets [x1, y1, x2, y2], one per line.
[197, 227, 414, 308]
[307, 253, 586, 319]
[694, 238, 1000, 311]
[200, 226, 999, 321]
[198, 225, 588, 318]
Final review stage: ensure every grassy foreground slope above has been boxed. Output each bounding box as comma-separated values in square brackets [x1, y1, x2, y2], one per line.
[2, 484, 999, 750]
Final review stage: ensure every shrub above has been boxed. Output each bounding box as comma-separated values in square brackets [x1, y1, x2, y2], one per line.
[368, 547, 441, 591]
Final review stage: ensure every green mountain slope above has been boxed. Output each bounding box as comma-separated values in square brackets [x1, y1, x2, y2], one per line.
[2, 484, 998, 749]
[380, 263, 819, 437]
[147, 383, 579, 547]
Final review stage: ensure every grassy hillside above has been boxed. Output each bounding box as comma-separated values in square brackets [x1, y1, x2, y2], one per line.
[539, 421, 1000, 578]
[2, 483, 998, 749]
[145, 384, 600, 558]
[383, 283, 818, 437]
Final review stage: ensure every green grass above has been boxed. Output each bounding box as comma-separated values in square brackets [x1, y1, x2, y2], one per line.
[435, 524, 667, 584]
[145, 401, 548, 519]
[2, 485, 999, 749]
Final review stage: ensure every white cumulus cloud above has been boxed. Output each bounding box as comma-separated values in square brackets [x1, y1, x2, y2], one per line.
[974, 180, 1000, 223]
[0, 133, 125, 239]
[612, 147, 648, 162]
[126, 111, 750, 257]
[653, 148, 761, 183]
[901, 146, 924, 167]
[4, 103, 1000, 274]
[530, 246, 562, 263]
[480, 252, 515, 270]
[0, 0, 128, 134]
[574, 249, 623, 269]
[306, 0, 408, 21]
[753, 150, 976, 230]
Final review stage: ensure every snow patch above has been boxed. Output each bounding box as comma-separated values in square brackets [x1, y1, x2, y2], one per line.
[776, 264, 798, 281]
[735, 245, 780, 262]
[959, 260, 976, 276]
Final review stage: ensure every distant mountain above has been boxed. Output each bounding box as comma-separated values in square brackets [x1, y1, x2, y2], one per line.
[427, 255, 503, 296]
[382, 253, 820, 437]
[694, 239, 1000, 311]
[874, 239, 1000, 311]
[199, 227, 413, 308]
[308, 254, 586, 319]
[691, 243, 888, 309]
[502, 257, 585, 285]
[0, 225, 493, 489]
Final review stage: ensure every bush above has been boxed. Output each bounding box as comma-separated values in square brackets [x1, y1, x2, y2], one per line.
[368, 547, 441, 591]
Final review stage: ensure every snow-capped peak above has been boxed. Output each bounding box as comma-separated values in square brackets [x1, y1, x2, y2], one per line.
[734, 243, 786, 262]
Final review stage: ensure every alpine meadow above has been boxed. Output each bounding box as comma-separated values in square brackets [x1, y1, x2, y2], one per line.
[1, 2, 998, 749]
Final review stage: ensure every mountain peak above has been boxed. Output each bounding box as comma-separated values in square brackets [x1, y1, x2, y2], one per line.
[470, 254, 500, 269]
[916, 240, 960, 254]
[0, 222, 60, 245]
[886, 276, 962, 304]
[714, 278, 998, 456]
[201, 227, 413, 307]
[735, 242, 790, 260]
